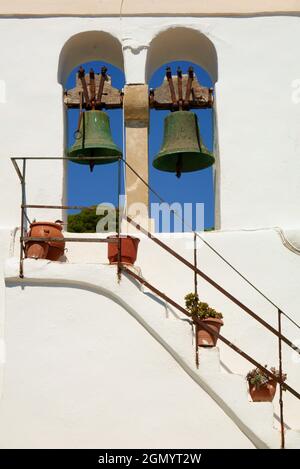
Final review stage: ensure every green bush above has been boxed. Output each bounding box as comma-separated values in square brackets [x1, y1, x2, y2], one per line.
[67, 206, 119, 233]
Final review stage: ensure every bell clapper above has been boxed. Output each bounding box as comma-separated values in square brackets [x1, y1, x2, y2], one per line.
[89, 160, 95, 173]
[176, 155, 182, 178]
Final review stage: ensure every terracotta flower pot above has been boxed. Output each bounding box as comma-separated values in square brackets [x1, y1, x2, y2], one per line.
[25, 221, 65, 261]
[196, 317, 223, 347]
[249, 380, 277, 402]
[107, 235, 140, 265]
[25, 240, 49, 260]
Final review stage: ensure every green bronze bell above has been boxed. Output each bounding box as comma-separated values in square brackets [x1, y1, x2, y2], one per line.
[68, 110, 122, 171]
[153, 111, 215, 178]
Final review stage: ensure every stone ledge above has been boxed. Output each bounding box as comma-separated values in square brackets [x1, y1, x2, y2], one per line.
[1, 1, 300, 17]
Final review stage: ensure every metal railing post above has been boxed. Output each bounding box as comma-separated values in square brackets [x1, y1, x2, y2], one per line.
[117, 156, 122, 281]
[194, 232, 199, 367]
[278, 309, 285, 449]
[19, 159, 26, 278]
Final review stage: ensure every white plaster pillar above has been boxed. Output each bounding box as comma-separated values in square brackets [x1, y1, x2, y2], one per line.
[122, 41, 149, 85]
[123, 84, 154, 233]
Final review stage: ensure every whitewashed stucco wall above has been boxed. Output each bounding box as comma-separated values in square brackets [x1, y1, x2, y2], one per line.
[5, 228, 300, 434]
[0, 16, 300, 229]
[64, 228, 300, 431]
[0, 280, 254, 449]
[0, 14, 300, 448]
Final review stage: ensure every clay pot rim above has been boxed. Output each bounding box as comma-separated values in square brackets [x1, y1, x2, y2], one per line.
[194, 317, 224, 326]
[107, 235, 140, 242]
[30, 222, 63, 230]
[248, 380, 277, 389]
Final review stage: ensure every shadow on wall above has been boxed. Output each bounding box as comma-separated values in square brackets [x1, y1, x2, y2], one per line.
[57, 30, 124, 86]
[145, 27, 218, 84]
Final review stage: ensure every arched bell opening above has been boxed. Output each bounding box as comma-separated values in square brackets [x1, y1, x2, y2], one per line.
[58, 32, 125, 233]
[146, 27, 219, 233]
[148, 61, 215, 233]
[65, 61, 125, 233]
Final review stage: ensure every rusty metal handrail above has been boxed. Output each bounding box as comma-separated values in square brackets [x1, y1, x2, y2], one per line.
[11, 156, 123, 278]
[13, 155, 299, 330]
[10, 156, 299, 448]
[21, 237, 118, 243]
[23, 204, 109, 211]
[122, 265, 300, 401]
[122, 157, 300, 332]
[11, 156, 300, 351]
[126, 216, 300, 357]
[125, 215, 300, 448]
[12, 156, 300, 332]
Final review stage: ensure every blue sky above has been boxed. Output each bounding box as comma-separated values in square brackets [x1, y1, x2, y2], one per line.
[66, 60, 214, 231]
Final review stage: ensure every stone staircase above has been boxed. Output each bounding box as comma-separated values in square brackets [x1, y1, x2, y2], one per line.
[4, 258, 300, 448]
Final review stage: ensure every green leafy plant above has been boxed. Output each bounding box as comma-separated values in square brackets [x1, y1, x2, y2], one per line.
[68, 206, 119, 233]
[246, 366, 287, 390]
[184, 292, 223, 320]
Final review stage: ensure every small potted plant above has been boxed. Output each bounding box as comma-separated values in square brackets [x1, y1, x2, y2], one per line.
[246, 366, 287, 402]
[185, 293, 224, 347]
